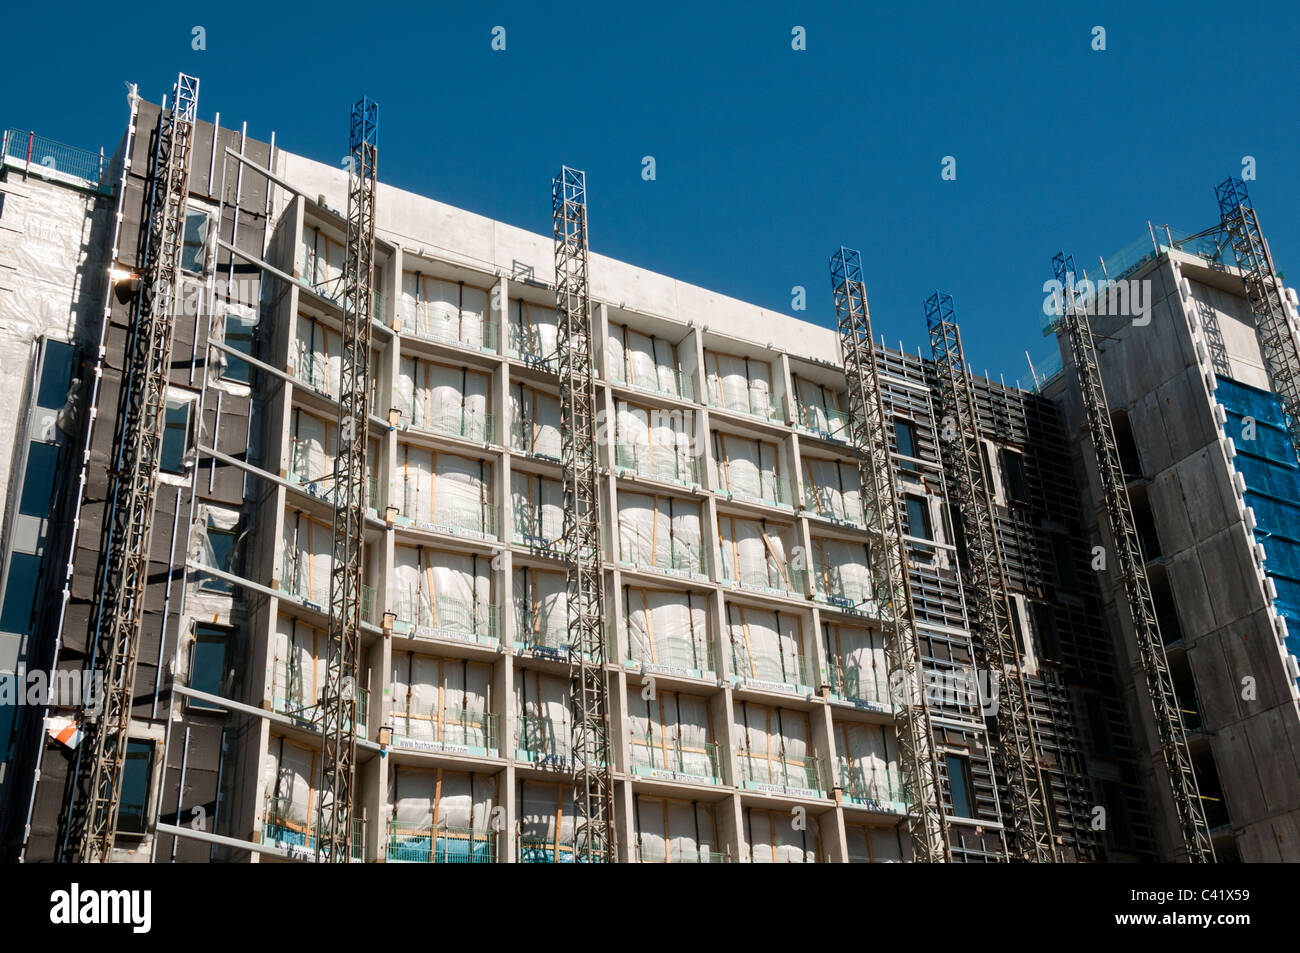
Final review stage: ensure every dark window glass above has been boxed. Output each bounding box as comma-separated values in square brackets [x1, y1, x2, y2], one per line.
[223, 314, 256, 384]
[203, 526, 236, 593]
[947, 755, 975, 818]
[1112, 411, 1142, 478]
[1031, 602, 1061, 663]
[18, 442, 60, 519]
[190, 626, 229, 707]
[36, 340, 76, 410]
[0, 552, 42, 634]
[181, 210, 209, 274]
[1009, 598, 1027, 657]
[160, 399, 190, 474]
[999, 448, 1030, 504]
[906, 496, 932, 540]
[894, 419, 917, 459]
[1051, 534, 1078, 589]
[117, 740, 153, 834]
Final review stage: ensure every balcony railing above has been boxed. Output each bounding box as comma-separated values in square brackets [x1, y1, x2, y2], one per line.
[291, 347, 334, 397]
[730, 646, 815, 693]
[706, 381, 782, 422]
[812, 568, 873, 614]
[636, 844, 729, 863]
[837, 762, 908, 810]
[515, 714, 574, 770]
[298, 252, 386, 317]
[630, 734, 721, 784]
[507, 327, 558, 371]
[802, 487, 865, 526]
[393, 492, 498, 540]
[389, 709, 500, 755]
[715, 468, 792, 509]
[401, 402, 494, 444]
[517, 836, 578, 863]
[736, 752, 827, 797]
[387, 821, 496, 863]
[287, 460, 379, 513]
[512, 507, 563, 553]
[824, 659, 892, 710]
[514, 614, 570, 657]
[269, 662, 369, 735]
[261, 796, 366, 862]
[619, 537, 705, 578]
[280, 569, 375, 623]
[3, 128, 107, 191]
[721, 563, 805, 598]
[614, 441, 700, 487]
[609, 367, 694, 402]
[793, 400, 850, 442]
[398, 301, 498, 353]
[626, 633, 714, 677]
[508, 416, 561, 461]
[393, 591, 499, 646]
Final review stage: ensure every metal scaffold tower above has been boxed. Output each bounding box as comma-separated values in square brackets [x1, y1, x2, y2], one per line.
[830, 247, 948, 862]
[1216, 177, 1300, 460]
[926, 292, 1058, 862]
[315, 96, 378, 863]
[62, 73, 200, 862]
[1052, 252, 1215, 863]
[554, 166, 615, 862]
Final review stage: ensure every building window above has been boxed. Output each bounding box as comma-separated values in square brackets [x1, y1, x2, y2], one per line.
[189, 625, 230, 708]
[201, 520, 237, 593]
[117, 740, 154, 834]
[999, 448, 1029, 504]
[1031, 602, 1061, 663]
[181, 208, 210, 274]
[906, 496, 932, 539]
[160, 397, 192, 474]
[1050, 533, 1078, 589]
[947, 754, 975, 818]
[1112, 411, 1142, 479]
[223, 313, 256, 384]
[1009, 596, 1028, 658]
[894, 418, 917, 459]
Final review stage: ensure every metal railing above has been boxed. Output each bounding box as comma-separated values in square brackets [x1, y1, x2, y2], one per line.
[393, 491, 498, 539]
[714, 467, 791, 509]
[393, 590, 499, 645]
[721, 563, 805, 597]
[736, 751, 827, 796]
[515, 714, 572, 767]
[636, 844, 729, 863]
[812, 565, 872, 609]
[507, 325, 559, 370]
[298, 252, 386, 317]
[512, 505, 563, 551]
[401, 401, 494, 444]
[792, 399, 850, 442]
[389, 709, 500, 752]
[730, 645, 814, 690]
[399, 300, 498, 353]
[280, 566, 376, 623]
[614, 441, 699, 486]
[517, 836, 578, 863]
[287, 458, 379, 512]
[609, 366, 694, 402]
[386, 821, 496, 863]
[508, 415, 561, 460]
[268, 661, 369, 735]
[261, 796, 366, 862]
[706, 380, 782, 422]
[823, 659, 891, 708]
[3, 128, 106, 190]
[514, 613, 570, 656]
[837, 763, 908, 808]
[626, 633, 714, 674]
[620, 536, 705, 577]
[629, 734, 721, 783]
[803, 486, 865, 525]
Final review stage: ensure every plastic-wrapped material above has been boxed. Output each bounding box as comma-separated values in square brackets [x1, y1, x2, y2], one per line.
[713, 431, 782, 502]
[390, 766, 495, 833]
[791, 377, 847, 438]
[262, 736, 316, 828]
[812, 537, 873, 604]
[627, 689, 714, 779]
[745, 807, 820, 863]
[734, 701, 814, 788]
[509, 384, 561, 457]
[393, 445, 492, 533]
[400, 273, 489, 349]
[706, 351, 772, 415]
[513, 567, 568, 650]
[634, 796, 718, 862]
[390, 652, 492, 746]
[392, 545, 491, 631]
[511, 471, 563, 544]
[835, 720, 901, 799]
[272, 615, 327, 712]
[623, 586, 711, 670]
[280, 510, 333, 605]
[802, 456, 861, 522]
[514, 669, 571, 760]
[517, 781, 578, 860]
[823, 621, 888, 703]
[717, 515, 796, 591]
[289, 406, 335, 484]
[608, 325, 681, 395]
[727, 604, 807, 686]
[614, 400, 696, 483]
[845, 824, 904, 863]
[397, 358, 491, 440]
[293, 315, 340, 396]
[617, 491, 703, 573]
[508, 299, 558, 362]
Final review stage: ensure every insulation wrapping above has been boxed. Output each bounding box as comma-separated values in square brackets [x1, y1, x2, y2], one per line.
[727, 605, 806, 685]
[607, 325, 681, 395]
[395, 445, 492, 533]
[509, 384, 561, 457]
[392, 545, 491, 631]
[389, 653, 491, 746]
[511, 471, 562, 543]
[398, 358, 491, 439]
[626, 689, 714, 778]
[508, 299, 558, 361]
[634, 796, 717, 862]
[400, 273, 488, 348]
[623, 586, 711, 670]
[513, 567, 568, 649]
[617, 491, 703, 573]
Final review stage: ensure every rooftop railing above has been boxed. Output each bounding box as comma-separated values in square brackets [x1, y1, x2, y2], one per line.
[2, 128, 107, 192]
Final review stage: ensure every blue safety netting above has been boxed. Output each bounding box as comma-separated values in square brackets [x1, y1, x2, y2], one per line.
[1216, 377, 1300, 676]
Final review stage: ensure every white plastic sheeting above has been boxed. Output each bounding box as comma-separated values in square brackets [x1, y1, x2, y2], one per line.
[300, 228, 344, 294]
[400, 272, 490, 349]
[745, 807, 821, 863]
[390, 765, 496, 832]
[713, 432, 783, 502]
[617, 491, 703, 573]
[263, 735, 317, 828]
[390, 652, 492, 746]
[802, 456, 862, 522]
[511, 471, 562, 544]
[271, 614, 327, 712]
[791, 376, 848, 438]
[396, 358, 491, 441]
[822, 621, 888, 703]
[717, 515, 798, 592]
[635, 796, 719, 862]
[846, 825, 904, 863]
[622, 586, 711, 670]
[705, 351, 773, 415]
[392, 545, 492, 631]
[280, 510, 333, 605]
[614, 400, 697, 483]
[835, 720, 902, 802]
[509, 384, 561, 458]
[293, 315, 340, 396]
[627, 689, 715, 779]
[734, 702, 816, 789]
[607, 325, 681, 395]
[811, 537, 873, 604]
[514, 669, 570, 757]
[727, 604, 807, 685]
[517, 781, 577, 856]
[509, 299, 557, 361]
[289, 407, 335, 483]
[394, 445, 493, 533]
[513, 567, 568, 650]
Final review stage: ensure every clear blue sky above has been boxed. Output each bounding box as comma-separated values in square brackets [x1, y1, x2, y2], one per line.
[3, 1, 1297, 384]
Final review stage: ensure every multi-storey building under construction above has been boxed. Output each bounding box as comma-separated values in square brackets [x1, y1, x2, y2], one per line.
[0, 77, 1296, 863]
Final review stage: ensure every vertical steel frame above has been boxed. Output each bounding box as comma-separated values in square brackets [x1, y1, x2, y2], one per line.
[830, 247, 948, 862]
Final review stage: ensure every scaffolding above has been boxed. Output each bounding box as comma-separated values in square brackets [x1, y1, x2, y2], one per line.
[553, 166, 615, 862]
[1216, 177, 1300, 462]
[926, 292, 1058, 862]
[1052, 252, 1215, 863]
[830, 248, 948, 862]
[316, 96, 378, 862]
[62, 73, 200, 862]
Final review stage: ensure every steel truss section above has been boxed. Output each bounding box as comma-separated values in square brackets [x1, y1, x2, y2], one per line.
[316, 96, 377, 863]
[1216, 177, 1300, 462]
[64, 73, 200, 863]
[1053, 252, 1214, 863]
[926, 292, 1058, 862]
[830, 248, 948, 862]
[553, 166, 615, 862]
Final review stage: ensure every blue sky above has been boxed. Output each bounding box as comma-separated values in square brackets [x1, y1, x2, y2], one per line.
[3, 1, 1297, 383]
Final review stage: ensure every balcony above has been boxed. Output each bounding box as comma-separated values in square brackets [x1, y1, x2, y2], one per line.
[517, 836, 579, 863]
[507, 331, 558, 372]
[730, 646, 815, 695]
[620, 538, 706, 580]
[287, 459, 379, 515]
[802, 486, 865, 528]
[824, 659, 892, 712]
[793, 400, 850, 443]
[837, 763, 908, 813]
[629, 734, 722, 785]
[514, 614, 570, 658]
[515, 714, 573, 771]
[609, 367, 694, 403]
[269, 662, 369, 735]
[721, 564, 805, 600]
[290, 348, 335, 398]
[401, 402, 494, 445]
[736, 751, 827, 798]
[279, 568, 376, 624]
[388, 710, 500, 757]
[393, 493, 498, 541]
[260, 796, 366, 862]
[387, 821, 497, 863]
[626, 633, 715, 679]
[297, 252, 386, 317]
[398, 300, 498, 353]
[508, 416, 560, 462]
[715, 467, 792, 510]
[512, 508, 563, 555]
[636, 844, 729, 863]
[812, 569, 874, 618]
[706, 381, 782, 423]
[392, 591, 500, 647]
[614, 441, 700, 489]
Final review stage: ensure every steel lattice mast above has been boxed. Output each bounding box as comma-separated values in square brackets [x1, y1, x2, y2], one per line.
[926, 292, 1058, 862]
[1216, 177, 1300, 461]
[64, 73, 199, 862]
[315, 96, 377, 863]
[1053, 253, 1214, 863]
[554, 166, 615, 862]
[830, 248, 949, 862]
